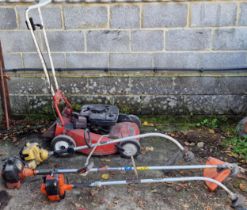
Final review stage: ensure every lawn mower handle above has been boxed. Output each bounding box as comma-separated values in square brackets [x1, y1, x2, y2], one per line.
[26, 0, 59, 96]
[27, 0, 51, 10]
[53, 90, 72, 126]
[26, 0, 72, 125]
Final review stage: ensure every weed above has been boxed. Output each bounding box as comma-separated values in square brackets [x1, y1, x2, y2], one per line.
[222, 136, 247, 160]
[196, 118, 220, 129]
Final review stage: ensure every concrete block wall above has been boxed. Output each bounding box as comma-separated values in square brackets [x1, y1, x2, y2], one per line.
[0, 1, 247, 69]
[0, 0, 247, 116]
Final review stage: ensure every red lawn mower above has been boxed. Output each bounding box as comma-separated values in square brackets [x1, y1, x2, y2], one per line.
[25, 0, 143, 158]
[24, 0, 191, 160]
[43, 89, 142, 158]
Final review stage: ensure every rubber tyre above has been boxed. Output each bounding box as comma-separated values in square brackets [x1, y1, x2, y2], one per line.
[51, 135, 76, 157]
[117, 140, 141, 159]
[118, 114, 141, 129]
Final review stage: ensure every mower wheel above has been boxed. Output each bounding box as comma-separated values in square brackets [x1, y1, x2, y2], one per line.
[51, 135, 76, 156]
[117, 140, 141, 158]
[118, 114, 141, 128]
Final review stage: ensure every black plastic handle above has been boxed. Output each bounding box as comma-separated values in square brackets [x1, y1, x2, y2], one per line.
[25, 17, 43, 31]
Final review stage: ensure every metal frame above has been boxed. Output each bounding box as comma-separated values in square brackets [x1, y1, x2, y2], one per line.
[0, 41, 10, 129]
[25, 0, 58, 96]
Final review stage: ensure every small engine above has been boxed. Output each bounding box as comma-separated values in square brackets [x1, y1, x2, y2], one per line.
[80, 104, 119, 127]
[41, 174, 72, 201]
[2, 157, 25, 189]
[72, 104, 119, 134]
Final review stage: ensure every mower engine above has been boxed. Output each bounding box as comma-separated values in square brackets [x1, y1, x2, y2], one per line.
[2, 157, 25, 189]
[72, 104, 119, 134]
[73, 104, 140, 134]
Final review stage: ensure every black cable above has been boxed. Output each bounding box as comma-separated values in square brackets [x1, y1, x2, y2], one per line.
[84, 128, 92, 148]
[6, 67, 247, 72]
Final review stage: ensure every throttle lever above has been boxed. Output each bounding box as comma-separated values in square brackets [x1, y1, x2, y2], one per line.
[25, 17, 43, 31]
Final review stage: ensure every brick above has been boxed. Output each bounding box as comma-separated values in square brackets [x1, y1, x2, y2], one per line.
[166, 29, 211, 51]
[0, 8, 17, 29]
[28, 96, 52, 114]
[129, 77, 247, 96]
[110, 53, 152, 68]
[200, 52, 247, 69]
[9, 95, 29, 114]
[66, 53, 108, 68]
[183, 95, 230, 115]
[8, 78, 48, 95]
[87, 77, 129, 95]
[68, 96, 112, 111]
[4, 0, 20, 2]
[239, 3, 247, 25]
[114, 96, 142, 114]
[141, 95, 184, 115]
[191, 3, 237, 27]
[143, 3, 187, 28]
[154, 53, 201, 69]
[110, 5, 140, 29]
[46, 31, 84, 52]
[64, 6, 107, 29]
[171, 77, 222, 95]
[22, 53, 65, 68]
[154, 52, 247, 69]
[213, 29, 247, 50]
[131, 30, 163, 51]
[219, 77, 247, 95]
[17, 6, 62, 29]
[58, 78, 88, 95]
[0, 31, 37, 53]
[87, 30, 129, 52]
[228, 95, 247, 115]
[129, 77, 173, 95]
[4, 54, 23, 70]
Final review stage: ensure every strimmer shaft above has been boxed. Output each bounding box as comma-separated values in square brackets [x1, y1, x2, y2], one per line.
[88, 164, 234, 173]
[73, 176, 237, 200]
[35, 163, 236, 175]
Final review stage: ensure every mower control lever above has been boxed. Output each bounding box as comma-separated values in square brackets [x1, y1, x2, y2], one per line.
[25, 17, 43, 31]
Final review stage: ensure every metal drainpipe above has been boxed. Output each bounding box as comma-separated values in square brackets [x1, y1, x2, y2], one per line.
[0, 41, 11, 130]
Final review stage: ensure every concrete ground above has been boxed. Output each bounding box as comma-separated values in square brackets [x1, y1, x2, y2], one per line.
[0, 128, 246, 210]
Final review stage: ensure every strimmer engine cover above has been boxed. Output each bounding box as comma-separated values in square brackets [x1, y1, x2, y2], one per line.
[2, 157, 25, 188]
